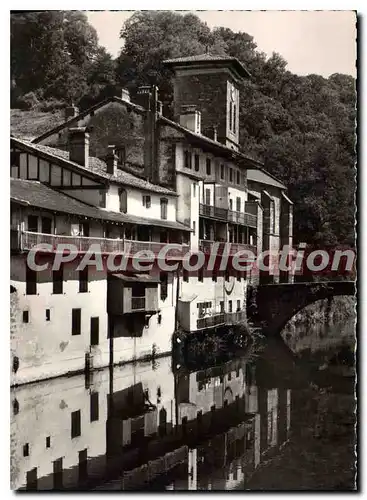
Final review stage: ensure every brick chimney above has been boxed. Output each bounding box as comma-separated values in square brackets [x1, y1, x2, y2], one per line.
[68, 128, 89, 167]
[179, 105, 201, 134]
[106, 145, 118, 175]
[121, 88, 130, 102]
[65, 104, 79, 122]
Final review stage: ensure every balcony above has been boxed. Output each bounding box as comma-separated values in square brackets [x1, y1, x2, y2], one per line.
[199, 203, 257, 228]
[228, 210, 257, 228]
[196, 311, 246, 330]
[197, 313, 225, 330]
[199, 240, 257, 256]
[131, 296, 146, 311]
[199, 203, 228, 221]
[225, 311, 247, 324]
[11, 230, 189, 258]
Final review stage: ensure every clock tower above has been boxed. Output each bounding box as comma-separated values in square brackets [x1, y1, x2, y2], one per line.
[163, 53, 250, 151]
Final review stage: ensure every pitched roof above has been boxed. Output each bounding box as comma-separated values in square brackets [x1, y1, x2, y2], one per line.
[11, 178, 191, 232]
[12, 137, 177, 196]
[159, 116, 262, 167]
[246, 168, 286, 190]
[163, 53, 250, 79]
[32, 96, 145, 144]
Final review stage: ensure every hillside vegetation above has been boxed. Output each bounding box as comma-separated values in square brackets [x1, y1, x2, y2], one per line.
[11, 11, 356, 247]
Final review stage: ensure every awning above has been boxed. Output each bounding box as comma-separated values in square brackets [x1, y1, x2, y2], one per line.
[111, 273, 161, 283]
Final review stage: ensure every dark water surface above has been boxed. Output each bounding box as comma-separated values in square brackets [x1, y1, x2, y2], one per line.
[11, 320, 356, 491]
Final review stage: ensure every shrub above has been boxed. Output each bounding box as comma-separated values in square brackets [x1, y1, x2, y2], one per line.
[15, 92, 40, 110]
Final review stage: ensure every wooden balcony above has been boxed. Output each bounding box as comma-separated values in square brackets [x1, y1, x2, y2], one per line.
[11, 230, 189, 258]
[199, 203, 257, 227]
[196, 310, 246, 330]
[225, 311, 247, 324]
[199, 240, 257, 256]
[197, 313, 225, 330]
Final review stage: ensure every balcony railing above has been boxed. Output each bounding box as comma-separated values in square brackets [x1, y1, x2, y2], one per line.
[199, 203, 257, 227]
[11, 230, 189, 258]
[225, 310, 247, 324]
[228, 210, 257, 228]
[199, 204, 228, 221]
[197, 313, 225, 330]
[196, 310, 246, 330]
[199, 240, 257, 256]
[131, 296, 146, 311]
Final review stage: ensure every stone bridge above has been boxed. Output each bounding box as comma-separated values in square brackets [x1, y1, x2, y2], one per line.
[248, 281, 356, 336]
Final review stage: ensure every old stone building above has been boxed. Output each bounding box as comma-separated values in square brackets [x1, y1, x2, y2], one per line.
[10, 53, 293, 384]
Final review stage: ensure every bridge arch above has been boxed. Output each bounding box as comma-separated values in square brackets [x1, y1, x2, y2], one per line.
[249, 281, 355, 336]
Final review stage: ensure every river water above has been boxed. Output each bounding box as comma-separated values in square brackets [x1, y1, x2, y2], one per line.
[10, 319, 356, 491]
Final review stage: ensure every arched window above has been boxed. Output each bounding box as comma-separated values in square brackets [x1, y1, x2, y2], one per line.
[119, 188, 127, 213]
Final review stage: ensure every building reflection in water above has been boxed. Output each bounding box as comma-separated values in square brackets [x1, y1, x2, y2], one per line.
[11, 350, 292, 491]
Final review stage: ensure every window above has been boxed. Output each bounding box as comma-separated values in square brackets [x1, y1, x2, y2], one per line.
[53, 268, 63, 294]
[220, 164, 225, 180]
[237, 299, 241, 311]
[26, 267, 37, 295]
[116, 146, 126, 168]
[236, 197, 241, 212]
[13, 398, 19, 415]
[71, 410, 81, 438]
[233, 104, 237, 134]
[228, 300, 233, 313]
[23, 310, 29, 323]
[229, 199, 233, 211]
[79, 268, 88, 293]
[80, 222, 89, 237]
[206, 158, 211, 175]
[11, 151, 20, 167]
[183, 269, 189, 282]
[220, 301, 224, 313]
[27, 215, 38, 232]
[229, 101, 233, 131]
[142, 195, 151, 208]
[46, 436, 51, 448]
[90, 317, 99, 346]
[46, 309, 50, 321]
[99, 189, 106, 208]
[194, 154, 200, 171]
[160, 198, 168, 220]
[23, 443, 29, 457]
[192, 183, 196, 197]
[119, 188, 127, 213]
[229, 168, 233, 182]
[160, 272, 168, 301]
[193, 220, 196, 235]
[13, 356, 19, 374]
[237, 171, 240, 185]
[72, 309, 81, 336]
[90, 392, 99, 422]
[184, 150, 192, 169]
[41, 217, 52, 234]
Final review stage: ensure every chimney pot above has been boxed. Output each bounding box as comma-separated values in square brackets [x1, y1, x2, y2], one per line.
[68, 127, 89, 167]
[65, 104, 79, 122]
[179, 107, 201, 134]
[121, 88, 130, 102]
[106, 145, 118, 175]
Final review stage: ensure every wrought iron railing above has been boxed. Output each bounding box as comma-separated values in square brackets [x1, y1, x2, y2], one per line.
[200, 203, 257, 227]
